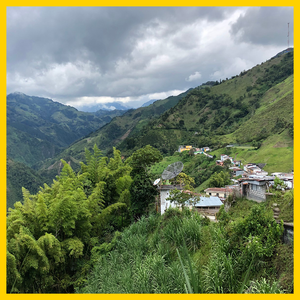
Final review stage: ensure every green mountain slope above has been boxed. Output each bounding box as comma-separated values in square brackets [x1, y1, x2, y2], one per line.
[6, 158, 50, 210]
[118, 51, 293, 166]
[93, 108, 128, 119]
[38, 89, 191, 171]
[7, 92, 124, 166]
[36, 49, 293, 177]
[233, 75, 293, 143]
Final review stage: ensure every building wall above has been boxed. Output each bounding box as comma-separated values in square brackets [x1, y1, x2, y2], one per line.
[195, 207, 221, 215]
[206, 191, 226, 198]
[247, 183, 266, 202]
[160, 189, 178, 214]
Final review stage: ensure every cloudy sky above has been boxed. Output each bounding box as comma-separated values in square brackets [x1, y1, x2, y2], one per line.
[6, 6, 294, 109]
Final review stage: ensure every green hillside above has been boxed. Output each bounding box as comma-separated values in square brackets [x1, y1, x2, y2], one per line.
[38, 89, 191, 171]
[36, 50, 293, 177]
[7, 126, 60, 166]
[122, 51, 293, 152]
[117, 51, 293, 172]
[7, 92, 124, 167]
[6, 158, 50, 210]
[10, 49, 293, 202]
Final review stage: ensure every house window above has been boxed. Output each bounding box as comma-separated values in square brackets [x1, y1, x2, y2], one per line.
[216, 193, 219, 196]
[251, 185, 258, 191]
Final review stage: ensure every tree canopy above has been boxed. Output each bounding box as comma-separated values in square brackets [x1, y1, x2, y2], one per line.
[7, 144, 163, 293]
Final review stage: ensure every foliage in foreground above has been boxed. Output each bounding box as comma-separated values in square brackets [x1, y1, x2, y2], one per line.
[6, 145, 162, 293]
[78, 202, 288, 294]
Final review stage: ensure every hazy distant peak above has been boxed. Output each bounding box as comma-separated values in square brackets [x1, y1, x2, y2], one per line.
[9, 91, 26, 96]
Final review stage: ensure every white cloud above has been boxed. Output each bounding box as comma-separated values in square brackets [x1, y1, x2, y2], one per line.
[6, 7, 293, 107]
[186, 71, 202, 82]
[66, 89, 186, 109]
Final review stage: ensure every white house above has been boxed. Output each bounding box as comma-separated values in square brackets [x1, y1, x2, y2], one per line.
[204, 187, 233, 201]
[158, 185, 184, 214]
[220, 154, 233, 162]
[243, 163, 268, 176]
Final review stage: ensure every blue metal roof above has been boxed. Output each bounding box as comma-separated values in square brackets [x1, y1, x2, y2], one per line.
[193, 196, 223, 207]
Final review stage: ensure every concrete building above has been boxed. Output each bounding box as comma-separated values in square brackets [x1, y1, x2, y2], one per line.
[158, 185, 184, 214]
[239, 172, 294, 202]
[204, 187, 233, 201]
[239, 177, 272, 202]
[229, 167, 244, 177]
[158, 186, 223, 216]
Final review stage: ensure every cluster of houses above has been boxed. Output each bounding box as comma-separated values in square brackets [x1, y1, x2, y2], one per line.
[238, 171, 293, 202]
[157, 150, 293, 220]
[216, 154, 241, 167]
[178, 145, 213, 158]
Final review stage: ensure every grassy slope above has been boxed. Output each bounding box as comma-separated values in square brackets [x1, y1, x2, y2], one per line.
[79, 202, 293, 293]
[210, 130, 293, 174]
[120, 52, 293, 158]
[232, 75, 293, 143]
[137, 53, 293, 175]
[149, 73, 294, 184]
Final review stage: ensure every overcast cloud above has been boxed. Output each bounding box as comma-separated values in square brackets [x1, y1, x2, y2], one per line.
[6, 6, 294, 109]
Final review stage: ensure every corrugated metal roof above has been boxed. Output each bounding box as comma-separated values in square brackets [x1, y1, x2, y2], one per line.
[193, 196, 223, 207]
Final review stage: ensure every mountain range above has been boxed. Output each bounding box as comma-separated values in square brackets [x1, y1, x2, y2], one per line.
[7, 92, 128, 167]
[6, 48, 293, 209]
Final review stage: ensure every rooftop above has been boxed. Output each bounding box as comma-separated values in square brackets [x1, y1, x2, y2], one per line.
[193, 196, 223, 207]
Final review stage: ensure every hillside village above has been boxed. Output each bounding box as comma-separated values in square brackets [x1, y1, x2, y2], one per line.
[157, 144, 293, 222]
[6, 7, 295, 294]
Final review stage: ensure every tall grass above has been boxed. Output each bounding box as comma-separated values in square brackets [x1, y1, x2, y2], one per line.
[78, 209, 203, 293]
[78, 208, 286, 294]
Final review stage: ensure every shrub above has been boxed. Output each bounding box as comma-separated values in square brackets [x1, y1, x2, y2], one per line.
[246, 278, 283, 294]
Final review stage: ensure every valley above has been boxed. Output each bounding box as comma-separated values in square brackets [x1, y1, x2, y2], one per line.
[6, 49, 294, 294]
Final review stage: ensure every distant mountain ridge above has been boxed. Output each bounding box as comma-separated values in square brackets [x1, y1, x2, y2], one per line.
[77, 102, 131, 112]
[37, 89, 191, 172]
[141, 99, 158, 107]
[7, 92, 124, 166]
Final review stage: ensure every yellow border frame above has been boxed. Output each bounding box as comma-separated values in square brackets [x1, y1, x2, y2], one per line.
[2, 2, 297, 299]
